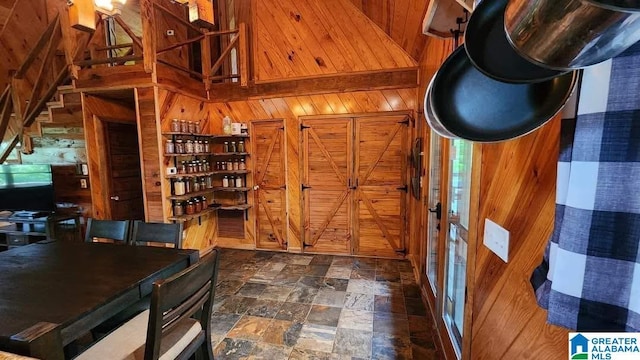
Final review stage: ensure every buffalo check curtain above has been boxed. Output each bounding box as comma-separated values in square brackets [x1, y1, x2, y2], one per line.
[531, 42, 640, 331]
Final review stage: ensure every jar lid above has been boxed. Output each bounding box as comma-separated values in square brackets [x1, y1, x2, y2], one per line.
[167, 139, 173, 142]
[176, 139, 183, 143]
[180, 119, 186, 122]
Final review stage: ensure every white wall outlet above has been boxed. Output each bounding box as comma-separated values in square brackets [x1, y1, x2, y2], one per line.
[483, 219, 510, 262]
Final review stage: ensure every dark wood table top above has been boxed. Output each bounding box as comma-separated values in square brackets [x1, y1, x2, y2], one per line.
[0, 241, 198, 359]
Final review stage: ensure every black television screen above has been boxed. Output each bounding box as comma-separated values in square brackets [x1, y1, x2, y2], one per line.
[0, 164, 56, 212]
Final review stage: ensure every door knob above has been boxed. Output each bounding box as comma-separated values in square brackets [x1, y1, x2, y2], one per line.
[110, 196, 120, 201]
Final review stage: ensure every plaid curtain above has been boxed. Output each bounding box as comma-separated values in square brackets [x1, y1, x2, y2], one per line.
[531, 42, 640, 331]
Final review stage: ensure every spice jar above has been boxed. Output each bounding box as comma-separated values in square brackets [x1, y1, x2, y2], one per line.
[230, 141, 237, 153]
[185, 140, 194, 154]
[223, 116, 232, 134]
[201, 195, 208, 209]
[222, 176, 229, 187]
[205, 175, 213, 189]
[195, 121, 201, 134]
[185, 200, 195, 215]
[223, 141, 229, 153]
[174, 178, 186, 196]
[171, 119, 180, 132]
[233, 160, 239, 171]
[193, 177, 201, 192]
[178, 161, 187, 174]
[238, 141, 245, 153]
[220, 161, 226, 170]
[165, 139, 175, 154]
[239, 158, 246, 170]
[185, 178, 192, 193]
[200, 177, 206, 190]
[215, 161, 221, 170]
[175, 139, 185, 154]
[204, 140, 210, 153]
[226, 159, 233, 170]
[180, 119, 188, 133]
[193, 197, 202, 213]
[235, 176, 243, 188]
[173, 201, 184, 216]
[188, 121, 195, 134]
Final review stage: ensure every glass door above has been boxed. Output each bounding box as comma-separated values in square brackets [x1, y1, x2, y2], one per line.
[426, 130, 442, 295]
[443, 139, 473, 356]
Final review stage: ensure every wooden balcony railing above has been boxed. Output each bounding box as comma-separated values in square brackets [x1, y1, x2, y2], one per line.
[71, 0, 249, 92]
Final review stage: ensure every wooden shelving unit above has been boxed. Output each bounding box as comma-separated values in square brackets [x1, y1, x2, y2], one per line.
[213, 187, 250, 192]
[165, 170, 250, 180]
[167, 207, 216, 222]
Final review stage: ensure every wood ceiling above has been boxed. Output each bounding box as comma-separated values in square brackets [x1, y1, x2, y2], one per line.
[0, 0, 16, 32]
[347, 0, 430, 60]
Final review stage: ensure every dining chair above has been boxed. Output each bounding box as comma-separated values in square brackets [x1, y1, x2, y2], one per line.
[84, 219, 131, 244]
[75, 249, 219, 360]
[130, 221, 183, 248]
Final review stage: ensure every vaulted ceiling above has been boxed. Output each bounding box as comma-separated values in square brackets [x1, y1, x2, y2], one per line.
[347, 0, 430, 60]
[0, 0, 16, 32]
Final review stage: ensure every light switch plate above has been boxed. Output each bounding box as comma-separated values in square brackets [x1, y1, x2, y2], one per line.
[484, 219, 509, 262]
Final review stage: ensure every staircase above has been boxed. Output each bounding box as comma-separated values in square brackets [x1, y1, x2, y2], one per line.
[0, 0, 76, 163]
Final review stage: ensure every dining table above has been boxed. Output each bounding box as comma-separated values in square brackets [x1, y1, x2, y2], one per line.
[0, 240, 199, 359]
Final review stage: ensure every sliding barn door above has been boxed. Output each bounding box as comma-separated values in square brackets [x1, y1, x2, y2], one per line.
[302, 118, 352, 254]
[252, 120, 287, 250]
[353, 115, 408, 257]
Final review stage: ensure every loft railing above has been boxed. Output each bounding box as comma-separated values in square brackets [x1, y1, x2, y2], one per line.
[72, 0, 249, 91]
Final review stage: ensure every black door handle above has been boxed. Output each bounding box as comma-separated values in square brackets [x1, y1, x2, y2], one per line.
[428, 202, 442, 220]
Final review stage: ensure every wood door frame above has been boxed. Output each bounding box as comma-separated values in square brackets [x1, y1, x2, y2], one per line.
[419, 135, 481, 360]
[251, 118, 287, 250]
[299, 111, 412, 255]
[82, 93, 137, 220]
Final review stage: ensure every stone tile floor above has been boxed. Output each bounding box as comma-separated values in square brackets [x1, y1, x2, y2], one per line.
[211, 249, 443, 359]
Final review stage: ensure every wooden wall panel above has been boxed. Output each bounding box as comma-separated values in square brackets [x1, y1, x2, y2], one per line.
[470, 117, 567, 359]
[0, 0, 48, 90]
[253, 0, 417, 82]
[134, 87, 165, 223]
[154, 0, 191, 71]
[348, 0, 430, 60]
[410, 36, 568, 359]
[20, 127, 86, 165]
[52, 164, 92, 220]
[160, 88, 417, 252]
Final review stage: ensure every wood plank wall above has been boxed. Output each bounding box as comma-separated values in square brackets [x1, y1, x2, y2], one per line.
[0, 0, 48, 90]
[413, 37, 568, 359]
[347, 0, 429, 60]
[134, 87, 166, 223]
[253, 0, 417, 82]
[470, 117, 568, 359]
[157, 88, 417, 251]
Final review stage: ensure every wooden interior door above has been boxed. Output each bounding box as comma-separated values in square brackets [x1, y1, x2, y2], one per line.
[252, 119, 287, 250]
[105, 122, 144, 220]
[302, 118, 352, 254]
[353, 115, 408, 257]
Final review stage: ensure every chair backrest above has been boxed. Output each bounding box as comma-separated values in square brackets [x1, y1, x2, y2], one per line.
[130, 221, 183, 248]
[144, 249, 219, 360]
[84, 219, 131, 244]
